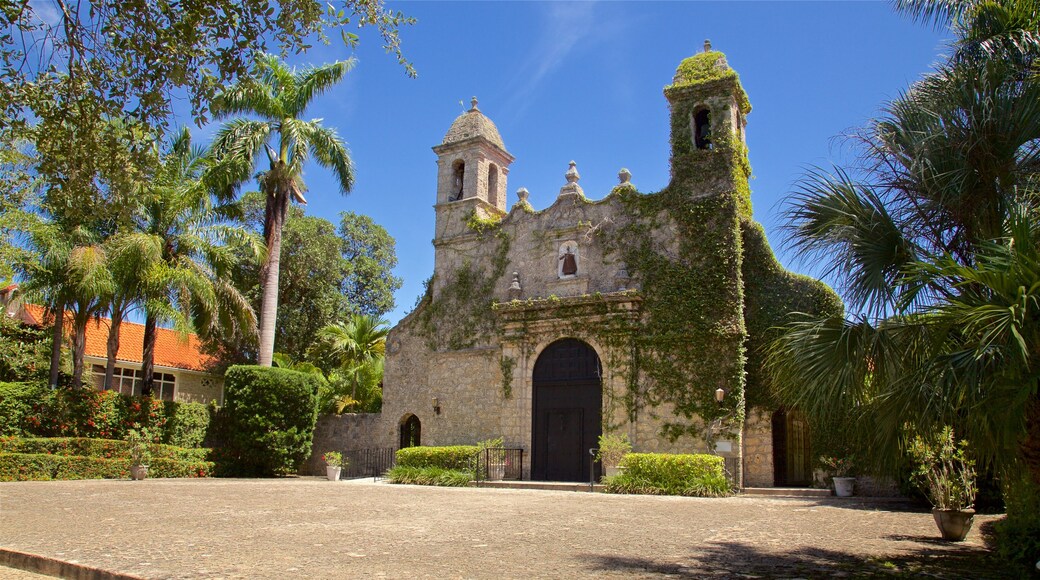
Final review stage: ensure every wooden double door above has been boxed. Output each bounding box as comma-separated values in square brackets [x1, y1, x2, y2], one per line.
[531, 339, 602, 482]
[772, 408, 812, 486]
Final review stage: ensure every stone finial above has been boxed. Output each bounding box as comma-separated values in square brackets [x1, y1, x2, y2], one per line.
[508, 271, 523, 299]
[470, 96, 479, 111]
[703, 39, 712, 53]
[517, 187, 530, 203]
[557, 161, 585, 199]
[565, 160, 580, 184]
[618, 168, 632, 185]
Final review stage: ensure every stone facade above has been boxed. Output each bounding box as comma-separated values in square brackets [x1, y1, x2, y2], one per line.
[317, 48, 839, 488]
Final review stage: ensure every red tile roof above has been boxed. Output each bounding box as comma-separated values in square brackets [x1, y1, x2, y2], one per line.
[21, 304, 216, 372]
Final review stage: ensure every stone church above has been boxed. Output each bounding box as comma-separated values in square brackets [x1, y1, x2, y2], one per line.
[320, 46, 841, 487]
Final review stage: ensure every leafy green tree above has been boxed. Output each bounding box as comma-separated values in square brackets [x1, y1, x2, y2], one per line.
[339, 212, 401, 317]
[210, 54, 355, 367]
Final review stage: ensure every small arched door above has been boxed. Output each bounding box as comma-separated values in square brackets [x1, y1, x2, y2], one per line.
[400, 414, 421, 449]
[532, 339, 602, 482]
[772, 408, 812, 486]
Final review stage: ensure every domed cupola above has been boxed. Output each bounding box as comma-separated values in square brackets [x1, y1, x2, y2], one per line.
[432, 98, 514, 215]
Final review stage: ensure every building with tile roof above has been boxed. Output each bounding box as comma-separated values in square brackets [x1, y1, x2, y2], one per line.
[6, 295, 224, 404]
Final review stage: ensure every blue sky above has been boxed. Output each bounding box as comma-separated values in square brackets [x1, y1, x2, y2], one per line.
[194, 1, 950, 325]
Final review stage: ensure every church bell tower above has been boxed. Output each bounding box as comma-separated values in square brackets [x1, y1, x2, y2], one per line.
[431, 97, 515, 241]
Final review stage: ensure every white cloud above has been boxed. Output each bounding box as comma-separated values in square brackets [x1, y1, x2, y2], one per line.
[502, 1, 606, 119]
[29, 0, 62, 27]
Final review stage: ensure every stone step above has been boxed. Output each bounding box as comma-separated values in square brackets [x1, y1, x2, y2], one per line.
[470, 480, 605, 492]
[741, 487, 833, 498]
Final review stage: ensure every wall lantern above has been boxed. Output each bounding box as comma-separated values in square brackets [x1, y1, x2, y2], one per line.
[432, 397, 441, 416]
[714, 388, 726, 404]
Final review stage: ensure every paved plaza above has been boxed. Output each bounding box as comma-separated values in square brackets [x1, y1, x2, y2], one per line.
[0, 478, 1015, 579]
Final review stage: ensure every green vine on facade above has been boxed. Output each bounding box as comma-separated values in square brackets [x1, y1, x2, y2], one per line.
[499, 355, 515, 399]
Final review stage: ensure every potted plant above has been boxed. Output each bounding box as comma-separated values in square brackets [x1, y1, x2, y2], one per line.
[323, 451, 346, 481]
[126, 429, 151, 481]
[908, 426, 978, 541]
[820, 455, 856, 497]
[596, 432, 632, 478]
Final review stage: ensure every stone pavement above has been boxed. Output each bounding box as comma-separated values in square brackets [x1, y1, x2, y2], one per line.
[0, 478, 1016, 579]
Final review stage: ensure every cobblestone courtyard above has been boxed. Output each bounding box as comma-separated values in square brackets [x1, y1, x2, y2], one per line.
[0, 479, 1015, 578]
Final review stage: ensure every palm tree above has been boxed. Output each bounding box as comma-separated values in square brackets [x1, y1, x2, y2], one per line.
[210, 54, 356, 367]
[769, 0, 1040, 482]
[136, 128, 260, 394]
[311, 314, 388, 406]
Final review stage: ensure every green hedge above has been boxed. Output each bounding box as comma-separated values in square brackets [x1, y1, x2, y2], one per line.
[395, 445, 479, 470]
[0, 381, 211, 447]
[0, 436, 209, 462]
[0, 452, 213, 481]
[386, 465, 473, 487]
[604, 453, 732, 497]
[220, 366, 320, 476]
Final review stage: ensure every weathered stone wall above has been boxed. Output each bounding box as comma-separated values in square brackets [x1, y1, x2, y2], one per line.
[742, 407, 774, 487]
[175, 373, 223, 405]
[304, 413, 385, 475]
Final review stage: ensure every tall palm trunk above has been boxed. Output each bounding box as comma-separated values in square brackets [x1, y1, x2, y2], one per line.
[104, 308, 124, 390]
[71, 311, 89, 387]
[257, 189, 289, 367]
[48, 300, 65, 388]
[141, 312, 157, 395]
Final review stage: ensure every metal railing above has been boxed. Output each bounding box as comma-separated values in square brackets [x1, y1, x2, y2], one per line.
[474, 447, 524, 482]
[340, 447, 397, 480]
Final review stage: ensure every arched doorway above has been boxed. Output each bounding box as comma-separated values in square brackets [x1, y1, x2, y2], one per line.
[532, 339, 602, 482]
[400, 414, 421, 449]
[772, 408, 812, 486]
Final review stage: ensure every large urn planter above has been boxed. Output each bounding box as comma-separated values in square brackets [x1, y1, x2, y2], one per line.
[932, 508, 975, 541]
[832, 477, 856, 497]
[130, 465, 148, 481]
[326, 466, 341, 481]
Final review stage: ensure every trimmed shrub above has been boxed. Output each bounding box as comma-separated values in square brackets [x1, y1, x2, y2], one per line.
[0, 436, 209, 462]
[995, 474, 1040, 570]
[0, 382, 42, 436]
[395, 445, 479, 471]
[386, 465, 473, 487]
[221, 365, 320, 476]
[0, 452, 213, 481]
[605, 453, 732, 497]
[164, 401, 209, 448]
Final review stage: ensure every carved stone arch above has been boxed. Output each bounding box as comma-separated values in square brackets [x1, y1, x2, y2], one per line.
[531, 338, 603, 482]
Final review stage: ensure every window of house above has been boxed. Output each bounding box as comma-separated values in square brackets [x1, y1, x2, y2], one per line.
[90, 365, 175, 401]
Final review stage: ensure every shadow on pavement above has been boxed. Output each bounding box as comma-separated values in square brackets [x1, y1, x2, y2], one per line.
[581, 539, 1016, 579]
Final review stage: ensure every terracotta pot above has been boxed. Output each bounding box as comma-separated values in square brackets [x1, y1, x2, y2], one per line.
[932, 508, 975, 541]
[832, 476, 855, 497]
[326, 466, 341, 481]
[130, 465, 148, 481]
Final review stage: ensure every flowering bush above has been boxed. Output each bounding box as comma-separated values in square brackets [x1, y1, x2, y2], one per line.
[0, 382, 210, 447]
[323, 451, 344, 467]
